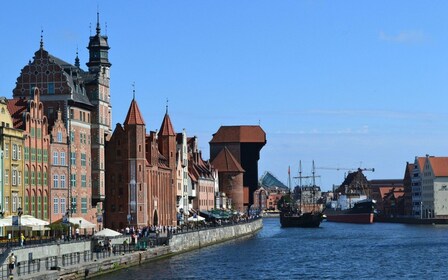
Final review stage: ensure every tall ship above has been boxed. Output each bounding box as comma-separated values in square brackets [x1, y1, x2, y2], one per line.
[324, 168, 376, 224]
[279, 161, 325, 228]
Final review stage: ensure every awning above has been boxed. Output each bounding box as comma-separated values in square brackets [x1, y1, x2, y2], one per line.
[68, 217, 96, 229]
[0, 215, 49, 231]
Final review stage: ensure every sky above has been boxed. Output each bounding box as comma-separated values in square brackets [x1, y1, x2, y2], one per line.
[2, 1, 448, 191]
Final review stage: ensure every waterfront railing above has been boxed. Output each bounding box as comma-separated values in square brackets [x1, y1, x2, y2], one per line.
[0, 216, 262, 279]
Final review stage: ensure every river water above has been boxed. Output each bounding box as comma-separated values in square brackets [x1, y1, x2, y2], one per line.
[96, 218, 448, 279]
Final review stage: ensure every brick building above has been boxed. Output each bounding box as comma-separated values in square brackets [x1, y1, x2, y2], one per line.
[211, 147, 245, 211]
[210, 126, 266, 210]
[11, 14, 111, 225]
[105, 98, 177, 229]
[188, 137, 216, 212]
[49, 110, 69, 223]
[7, 88, 50, 220]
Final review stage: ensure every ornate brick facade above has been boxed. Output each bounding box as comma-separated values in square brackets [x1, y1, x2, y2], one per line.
[105, 99, 177, 230]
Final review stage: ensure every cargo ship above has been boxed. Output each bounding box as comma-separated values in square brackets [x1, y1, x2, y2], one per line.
[324, 196, 376, 224]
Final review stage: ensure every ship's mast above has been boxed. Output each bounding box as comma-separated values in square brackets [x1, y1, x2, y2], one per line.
[299, 161, 302, 213]
[288, 165, 291, 192]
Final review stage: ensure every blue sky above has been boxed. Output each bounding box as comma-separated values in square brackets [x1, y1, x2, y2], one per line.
[2, 1, 448, 190]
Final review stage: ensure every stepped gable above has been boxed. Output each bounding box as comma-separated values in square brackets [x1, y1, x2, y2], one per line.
[211, 147, 245, 173]
[210, 125, 266, 143]
[124, 98, 145, 125]
[159, 111, 175, 136]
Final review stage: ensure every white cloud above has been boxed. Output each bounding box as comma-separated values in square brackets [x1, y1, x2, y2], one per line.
[379, 30, 427, 44]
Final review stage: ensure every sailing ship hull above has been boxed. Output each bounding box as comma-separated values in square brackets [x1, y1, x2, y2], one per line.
[324, 199, 376, 224]
[280, 212, 324, 228]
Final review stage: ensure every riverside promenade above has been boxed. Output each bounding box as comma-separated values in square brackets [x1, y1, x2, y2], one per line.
[0, 218, 262, 280]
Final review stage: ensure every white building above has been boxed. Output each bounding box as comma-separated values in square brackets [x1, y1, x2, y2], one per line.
[420, 155, 448, 219]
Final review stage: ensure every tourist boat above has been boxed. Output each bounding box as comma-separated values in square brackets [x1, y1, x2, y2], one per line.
[324, 196, 376, 224]
[279, 161, 325, 228]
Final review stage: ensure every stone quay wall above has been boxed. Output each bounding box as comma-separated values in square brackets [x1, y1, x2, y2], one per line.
[12, 219, 263, 280]
[169, 218, 263, 253]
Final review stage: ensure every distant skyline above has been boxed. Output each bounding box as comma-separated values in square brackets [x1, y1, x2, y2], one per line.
[2, 1, 448, 190]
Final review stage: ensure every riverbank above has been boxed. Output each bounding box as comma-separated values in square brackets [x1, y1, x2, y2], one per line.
[374, 216, 448, 224]
[5, 218, 262, 280]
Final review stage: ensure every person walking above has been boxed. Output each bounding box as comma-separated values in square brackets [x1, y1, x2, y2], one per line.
[8, 253, 16, 276]
[20, 233, 25, 247]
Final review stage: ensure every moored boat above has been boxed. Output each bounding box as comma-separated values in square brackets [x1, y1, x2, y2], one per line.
[280, 210, 324, 228]
[324, 198, 376, 224]
[279, 160, 325, 228]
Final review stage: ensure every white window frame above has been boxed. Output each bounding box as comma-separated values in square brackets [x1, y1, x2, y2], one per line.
[12, 194, 17, 212]
[60, 198, 66, 214]
[12, 168, 17, 186]
[60, 152, 66, 166]
[53, 152, 58, 165]
[12, 144, 17, 160]
[60, 175, 66, 189]
[53, 174, 59, 188]
[54, 198, 59, 214]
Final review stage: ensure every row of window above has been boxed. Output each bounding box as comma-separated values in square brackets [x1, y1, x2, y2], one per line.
[2, 195, 22, 213]
[4, 143, 22, 160]
[69, 109, 90, 124]
[24, 147, 48, 162]
[29, 127, 43, 139]
[24, 170, 48, 185]
[7, 170, 87, 189]
[4, 169, 22, 186]
[53, 197, 88, 214]
[51, 151, 89, 166]
[24, 196, 48, 220]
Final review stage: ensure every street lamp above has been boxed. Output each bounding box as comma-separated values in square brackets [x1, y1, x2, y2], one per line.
[17, 207, 23, 246]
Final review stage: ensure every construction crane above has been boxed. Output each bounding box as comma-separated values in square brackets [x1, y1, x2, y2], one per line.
[316, 167, 375, 173]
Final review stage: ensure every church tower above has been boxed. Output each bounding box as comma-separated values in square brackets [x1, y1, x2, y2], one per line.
[86, 12, 112, 205]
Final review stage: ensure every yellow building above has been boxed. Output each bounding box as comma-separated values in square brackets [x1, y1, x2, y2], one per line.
[0, 97, 25, 220]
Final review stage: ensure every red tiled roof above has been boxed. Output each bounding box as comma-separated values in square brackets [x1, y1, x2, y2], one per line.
[159, 113, 175, 136]
[428, 157, 448, 177]
[7, 98, 28, 129]
[416, 157, 426, 171]
[124, 99, 145, 125]
[211, 147, 245, 173]
[210, 125, 266, 143]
